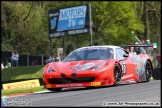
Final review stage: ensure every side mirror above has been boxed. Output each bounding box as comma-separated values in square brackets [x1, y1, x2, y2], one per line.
[123, 54, 129, 57]
[119, 54, 129, 61]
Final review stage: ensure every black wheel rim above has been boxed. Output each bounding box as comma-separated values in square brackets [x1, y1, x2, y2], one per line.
[146, 62, 152, 80]
[114, 66, 121, 83]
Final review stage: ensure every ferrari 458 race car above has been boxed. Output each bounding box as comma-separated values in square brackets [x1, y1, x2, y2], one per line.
[43, 45, 153, 91]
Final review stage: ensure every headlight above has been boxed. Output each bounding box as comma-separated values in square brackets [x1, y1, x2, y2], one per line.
[92, 62, 106, 71]
[47, 64, 55, 73]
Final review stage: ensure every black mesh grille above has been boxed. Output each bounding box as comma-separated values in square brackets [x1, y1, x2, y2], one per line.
[48, 77, 95, 84]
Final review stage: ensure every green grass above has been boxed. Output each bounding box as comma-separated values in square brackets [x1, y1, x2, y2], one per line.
[1, 65, 47, 96]
[2, 86, 46, 96]
[1, 65, 45, 81]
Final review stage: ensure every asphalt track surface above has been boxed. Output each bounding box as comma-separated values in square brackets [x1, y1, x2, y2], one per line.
[6, 80, 161, 107]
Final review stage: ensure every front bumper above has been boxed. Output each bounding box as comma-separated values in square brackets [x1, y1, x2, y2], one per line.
[43, 66, 114, 88]
[44, 81, 110, 88]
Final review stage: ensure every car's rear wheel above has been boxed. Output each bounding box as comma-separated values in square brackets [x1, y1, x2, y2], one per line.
[113, 63, 122, 86]
[47, 88, 62, 92]
[145, 60, 152, 82]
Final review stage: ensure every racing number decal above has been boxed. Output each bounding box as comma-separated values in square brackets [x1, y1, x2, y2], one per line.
[120, 61, 126, 74]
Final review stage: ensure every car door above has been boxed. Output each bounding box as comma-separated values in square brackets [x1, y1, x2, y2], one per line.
[115, 48, 136, 82]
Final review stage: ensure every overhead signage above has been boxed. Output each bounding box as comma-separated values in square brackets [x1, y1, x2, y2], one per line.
[48, 4, 91, 38]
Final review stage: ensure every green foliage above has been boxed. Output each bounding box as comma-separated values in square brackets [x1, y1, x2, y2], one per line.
[90, 1, 144, 45]
[1, 1, 161, 56]
[1, 1, 49, 56]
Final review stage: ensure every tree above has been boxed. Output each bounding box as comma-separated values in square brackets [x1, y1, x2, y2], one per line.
[137, 1, 161, 40]
[1, 1, 50, 56]
[137, 1, 161, 53]
[3, 1, 157, 56]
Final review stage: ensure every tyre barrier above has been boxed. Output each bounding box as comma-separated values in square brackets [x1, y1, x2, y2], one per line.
[152, 68, 161, 80]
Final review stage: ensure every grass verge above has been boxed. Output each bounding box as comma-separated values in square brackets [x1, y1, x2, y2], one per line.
[2, 86, 47, 96]
[1, 65, 45, 81]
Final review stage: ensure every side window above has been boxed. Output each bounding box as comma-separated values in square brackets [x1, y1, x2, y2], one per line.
[116, 48, 127, 60]
[116, 49, 121, 60]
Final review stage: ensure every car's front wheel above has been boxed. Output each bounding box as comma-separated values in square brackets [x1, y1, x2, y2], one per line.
[113, 63, 122, 86]
[47, 88, 62, 92]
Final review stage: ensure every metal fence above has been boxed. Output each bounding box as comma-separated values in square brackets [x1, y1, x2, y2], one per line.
[1, 51, 49, 67]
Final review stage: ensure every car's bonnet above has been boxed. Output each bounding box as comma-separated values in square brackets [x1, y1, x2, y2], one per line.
[50, 60, 109, 72]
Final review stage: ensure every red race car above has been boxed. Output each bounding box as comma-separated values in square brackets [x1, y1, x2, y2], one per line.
[43, 45, 153, 91]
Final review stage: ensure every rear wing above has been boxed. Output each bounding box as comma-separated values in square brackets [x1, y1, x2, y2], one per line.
[122, 36, 157, 53]
[123, 44, 152, 47]
[121, 44, 156, 54]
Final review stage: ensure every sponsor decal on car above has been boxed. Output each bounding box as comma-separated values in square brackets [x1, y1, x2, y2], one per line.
[91, 82, 101, 86]
[130, 55, 147, 76]
[130, 55, 142, 76]
[69, 63, 95, 72]
[120, 61, 126, 74]
[121, 74, 133, 79]
[56, 83, 83, 87]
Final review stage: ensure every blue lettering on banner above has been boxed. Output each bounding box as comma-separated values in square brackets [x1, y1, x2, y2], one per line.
[57, 5, 87, 31]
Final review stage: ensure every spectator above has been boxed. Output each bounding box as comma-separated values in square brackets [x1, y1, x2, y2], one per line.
[6, 60, 11, 68]
[32, 60, 38, 65]
[133, 42, 140, 54]
[9, 57, 13, 67]
[142, 40, 145, 44]
[141, 40, 146, 53]
[124, 46, 129, 52]
[134, 42, 145, 54]
[11, 51, 19, 67]
[130, 42, 134, 53]
[54, 56, 59, 62]
[1, 62, 4, 69]
[146, 39, 151, 56]
[11, 53, 14, 66]
[45, 56, 55, 64]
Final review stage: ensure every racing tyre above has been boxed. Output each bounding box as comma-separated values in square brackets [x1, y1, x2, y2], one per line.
[145, 60, 152, 82]
[86, 86, 96, 89]
[47, 88, 62, 92]
[113, 63, 122, 86]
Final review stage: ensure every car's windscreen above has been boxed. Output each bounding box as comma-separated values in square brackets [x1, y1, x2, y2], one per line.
[62, 47, 114, 62]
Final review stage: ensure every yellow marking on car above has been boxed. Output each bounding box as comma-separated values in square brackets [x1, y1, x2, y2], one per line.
[46, 84, 51, 88]
[91, 82, 101, 86]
